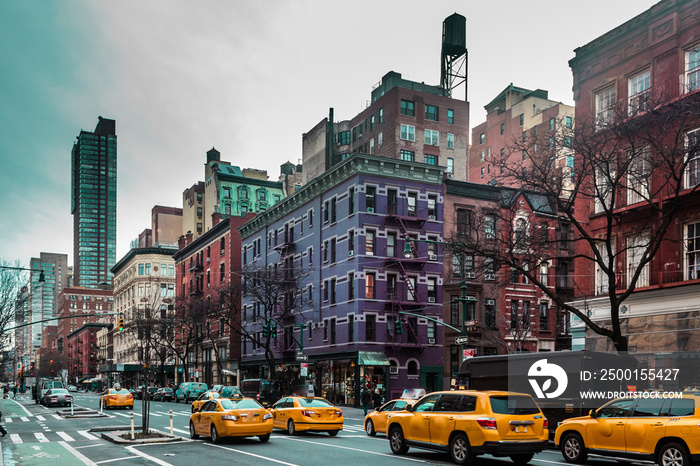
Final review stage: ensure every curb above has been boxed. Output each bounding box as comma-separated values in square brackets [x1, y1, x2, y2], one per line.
[100, 429, 184, 445]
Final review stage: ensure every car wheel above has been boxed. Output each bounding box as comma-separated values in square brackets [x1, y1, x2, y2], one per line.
[389, 427, 409, 455]
[450, 433, 474, 465]
[328, 431, 338, 437]
[259, 433, 270, 443]
[189, 421, 199, 439]
[365, 419, 376, 436]
[561, 432, 588, 464]
[510, 454, 535, 465]
[210, 425, 220, 444]
[658, 442, 690, 466]
[287, 419, 296, 436]
[128, 405, 133, 410]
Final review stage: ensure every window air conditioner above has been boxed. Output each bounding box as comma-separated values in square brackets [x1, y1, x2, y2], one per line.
[466, 272, 476, 278]
[428, 297, 436, 303]
[428, 338, 436, 344]
[367, 207, 375, 213]
[389, 366, 399, 375]
[485, 273, 496, 280]
[428, 215, 436, 221]
[348, 250, 354, 257]
[429, 254, 438, 261]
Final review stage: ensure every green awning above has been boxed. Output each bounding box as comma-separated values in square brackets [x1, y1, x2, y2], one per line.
[358, 351, 390, 366]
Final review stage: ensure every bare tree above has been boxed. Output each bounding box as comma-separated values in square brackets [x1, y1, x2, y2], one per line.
[484, 91, 700, 352]
[1, 261, 32, 355]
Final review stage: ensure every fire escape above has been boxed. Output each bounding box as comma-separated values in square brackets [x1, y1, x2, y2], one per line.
[188, 252, 204, 297]
[384, 199, 426, 347]
[273, 223, 297, 356]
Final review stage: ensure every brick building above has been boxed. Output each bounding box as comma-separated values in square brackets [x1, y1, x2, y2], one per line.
[67, 323, 111, 383]
[55, 287, 113, 361]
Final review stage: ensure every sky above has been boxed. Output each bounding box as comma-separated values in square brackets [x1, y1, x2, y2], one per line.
[0, 0, 660, 269]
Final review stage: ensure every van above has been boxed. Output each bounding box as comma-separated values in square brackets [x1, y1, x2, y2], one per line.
[33, 378, 64, 404]
[174, 382, 208, 403]
[240, 379, 283, 407]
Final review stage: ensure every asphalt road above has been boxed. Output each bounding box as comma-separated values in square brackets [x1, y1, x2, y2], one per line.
[0, 391, 622, 466]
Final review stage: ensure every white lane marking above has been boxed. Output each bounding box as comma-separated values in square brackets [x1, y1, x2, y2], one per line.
[5, 418, 12, 423]
[205, 443, 300, 465]
[52, 414, 62, 419]
[36, 415, 46, 421]
[35, 432, 50, 443]
[56, 431, 75, 442]
[532, 459, 573, 465]
[9, 433, 22, 443]
[59, 441, 98, 465]
[171, 427, 189, 434]
[78, 430, 99, 440]
[277, 436, 427, 462]
[148, 412, 162, 417]
[20, 417, 29, 422]
[9, 399, 32, 416]
[125, 446, 173, 466]
[95, 456, 141, 464]
[73, 444, 102, 449]
[111, 412, 131, 418]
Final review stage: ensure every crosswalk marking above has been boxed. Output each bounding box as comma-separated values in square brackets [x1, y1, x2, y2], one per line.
[20, 417, 29, 422]
[9, 434, 21, 443]
[172, 427, 189, 434]
[52, 414, 62, 419]
[35, 433, 50, 443]
[112, 412, 131, 418]
[5, 418, 12, 423]
[149, 412, 162, 417]
[56, 431, 75, 442]
[78, 430, 98, 440]
[36, 415, 45, 421]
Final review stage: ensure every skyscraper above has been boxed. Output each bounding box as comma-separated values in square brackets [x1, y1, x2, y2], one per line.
[27, 252, 68, 353]
[71, 117, 117, 287]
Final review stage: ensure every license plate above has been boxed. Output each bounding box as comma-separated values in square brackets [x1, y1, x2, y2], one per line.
[515, 426, 527, 433]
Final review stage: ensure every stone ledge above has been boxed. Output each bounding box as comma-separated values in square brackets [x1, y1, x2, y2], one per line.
[101, 429, 184, 445]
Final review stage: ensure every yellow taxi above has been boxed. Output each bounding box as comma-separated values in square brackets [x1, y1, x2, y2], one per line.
[100, 388, 134, 410]
[364, 398, 418, 436]
[269, 396, 343, 436]
[386, 390, 548, 465]
[555, 394, 700, 466]
[191, 391, 221, 413]
[189, 397, 273, 443]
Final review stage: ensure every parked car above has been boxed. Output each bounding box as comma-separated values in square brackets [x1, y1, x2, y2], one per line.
[386, 390, 548, 465]
[100, 388, 134, 410]
[154, 387, 175, 402]
[555, 394, 700, 466]
[269, 396, 343, 436]
[364, 397, 418, 436]
[220, 386, 242, 399]
[240, 379, 283, 408]
[41, 388, 73, 407]
[189, 397, 273, 443]
[212, 384, 224, 393]
[146, 387, 158, 400]
[67, 385, 78, 392]
[33, 378, 64, 404]
[175, 382, 208, 403]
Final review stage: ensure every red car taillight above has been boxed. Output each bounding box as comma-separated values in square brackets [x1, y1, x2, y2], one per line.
[127, 395, 133, 400]
[221, 414, 238, 421]
[334, 410, 342, 417]
[476, 417, 497, 430]
[300, 410, 317, 417]
[109, 396, 116, 400]
[544, 418, 548, 429]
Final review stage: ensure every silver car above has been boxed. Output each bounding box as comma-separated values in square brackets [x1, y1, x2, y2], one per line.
[41, 388, 73, 407]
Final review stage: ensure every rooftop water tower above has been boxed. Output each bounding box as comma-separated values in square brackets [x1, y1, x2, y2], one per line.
[441, 13, 468, 99]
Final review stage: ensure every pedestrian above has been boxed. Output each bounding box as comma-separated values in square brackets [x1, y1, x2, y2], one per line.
[0, 411, 6, 437]
[361, 385, 371, 416]
[373, 388, 382, 409]
[12, 385, 16, 400]
[2, 385, 7, 399]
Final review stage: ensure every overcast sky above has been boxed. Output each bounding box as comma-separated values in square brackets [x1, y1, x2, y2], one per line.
[0, 0, 659, 269]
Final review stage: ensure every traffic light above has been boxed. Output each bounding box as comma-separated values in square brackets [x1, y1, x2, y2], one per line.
[262, 323, 270, 338]
[394, 319, 403, 335]
[118, 318, 124, 331]
[271, 325, 277, 338]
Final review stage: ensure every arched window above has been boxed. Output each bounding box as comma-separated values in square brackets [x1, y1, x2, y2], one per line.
[240, 186, 249, 200]
[257, 189, 267, 201]
[407, 360, 418, 376]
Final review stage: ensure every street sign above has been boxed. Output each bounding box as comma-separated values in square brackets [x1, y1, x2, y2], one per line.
[296, 355, 309, 361]
[300, 363, 308, 376]
[455, 336, 469, 344]
[462, 349, 474, 361]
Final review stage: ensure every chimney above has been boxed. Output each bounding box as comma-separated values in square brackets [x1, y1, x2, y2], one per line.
[186, 231, 193, 245]
[212, 211, 221, 226]
[178, 235, 187, 250]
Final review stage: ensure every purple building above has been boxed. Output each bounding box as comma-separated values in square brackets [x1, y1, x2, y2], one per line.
[239, 154, 445, 405]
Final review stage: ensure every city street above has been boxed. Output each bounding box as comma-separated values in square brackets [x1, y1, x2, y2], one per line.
[0, 391, 602, 466]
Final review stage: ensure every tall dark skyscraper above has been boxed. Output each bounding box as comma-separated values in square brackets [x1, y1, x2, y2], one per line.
[71, 117, 117, 287]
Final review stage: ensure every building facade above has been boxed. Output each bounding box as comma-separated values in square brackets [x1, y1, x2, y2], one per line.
[138, 205, 183, 248]
[303, 71, 469, 185]
[239, 154, 445, 404]
[67, 323, 110, 384]
[71, 116, 117, 287]
[27, 253, 69, 355]
[568, 0, 700, 351]
[55, 287, 113, 363]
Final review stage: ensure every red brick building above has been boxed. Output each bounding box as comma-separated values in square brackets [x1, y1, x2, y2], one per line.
[67, 323, 111, 383]
[568, 0, 700, 351]
[55, 287, 113, 361]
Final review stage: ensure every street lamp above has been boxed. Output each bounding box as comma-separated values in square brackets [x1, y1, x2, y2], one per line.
[0, 265, 45, 282]
[403, 239, 471, 358]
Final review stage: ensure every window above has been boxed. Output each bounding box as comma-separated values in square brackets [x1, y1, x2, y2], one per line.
[348, 187, 354, 214]
[339, 130, 350, 145]
[480, 151, 485, 162]
[627, 232, 650, 287]
[387, 274, 397, 299]
[519, 113, 524, 125]
[539, 303, 549, 330]
[348, 313, 354, 341]
[685, 221, 700, 280]
[366, 230, 375, 256]
[378, 132, 383, 147]
[366, 186, 376, 211]
[511, 301, 519, 328]
[522, 131, 527, 143]
[565, 116, 573, 128]
[366, 314, 376, 341]
[685, 128, 700, 189]
[685, 45, 700, 92]
[138, 264, 144, 275]
[480, 167, 484, 178]
[594, 167, 614, 214]
[447, 133, 454, 149]
[370, 114, 375, 130]
[447, 109, 454, 124]
[379, 107, 384, 124]
[479, 133, 485, 144]
[549, 118, 555, 130]
[450, 296, 460, 325]
[425, 154, 437, 165]
[369, 138, 375, 154]
[220, 236, 226, 255]
[400, 124, 415, 141]
[407, 192, 417, 216]
[348, 273, 354, 300]
[595, 85, 616, 129]
[425, 104, 438, 121]
[628, 70, 651, 115]
[427, 277, 437, 301]
[407, 276, 417, 301]
[197, 207, 202, 218]
[500, 123, 505, 135]
[446, 157, 454, 174]
[387, 233, 396, 258]
[365, 273, 376, 299]
[400, 100, 415, 116]
[425, 130, 439, 146]
[484, 215, 495, 239]
[627, 147, 650, 205]
[330, 238, 336, 264]
[330, 278, 336, 305]
[400, 149, 415, 162]
[595, 240, 614, 295]
[428, 195, 437, 218]
[485, 300, 496, 328]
